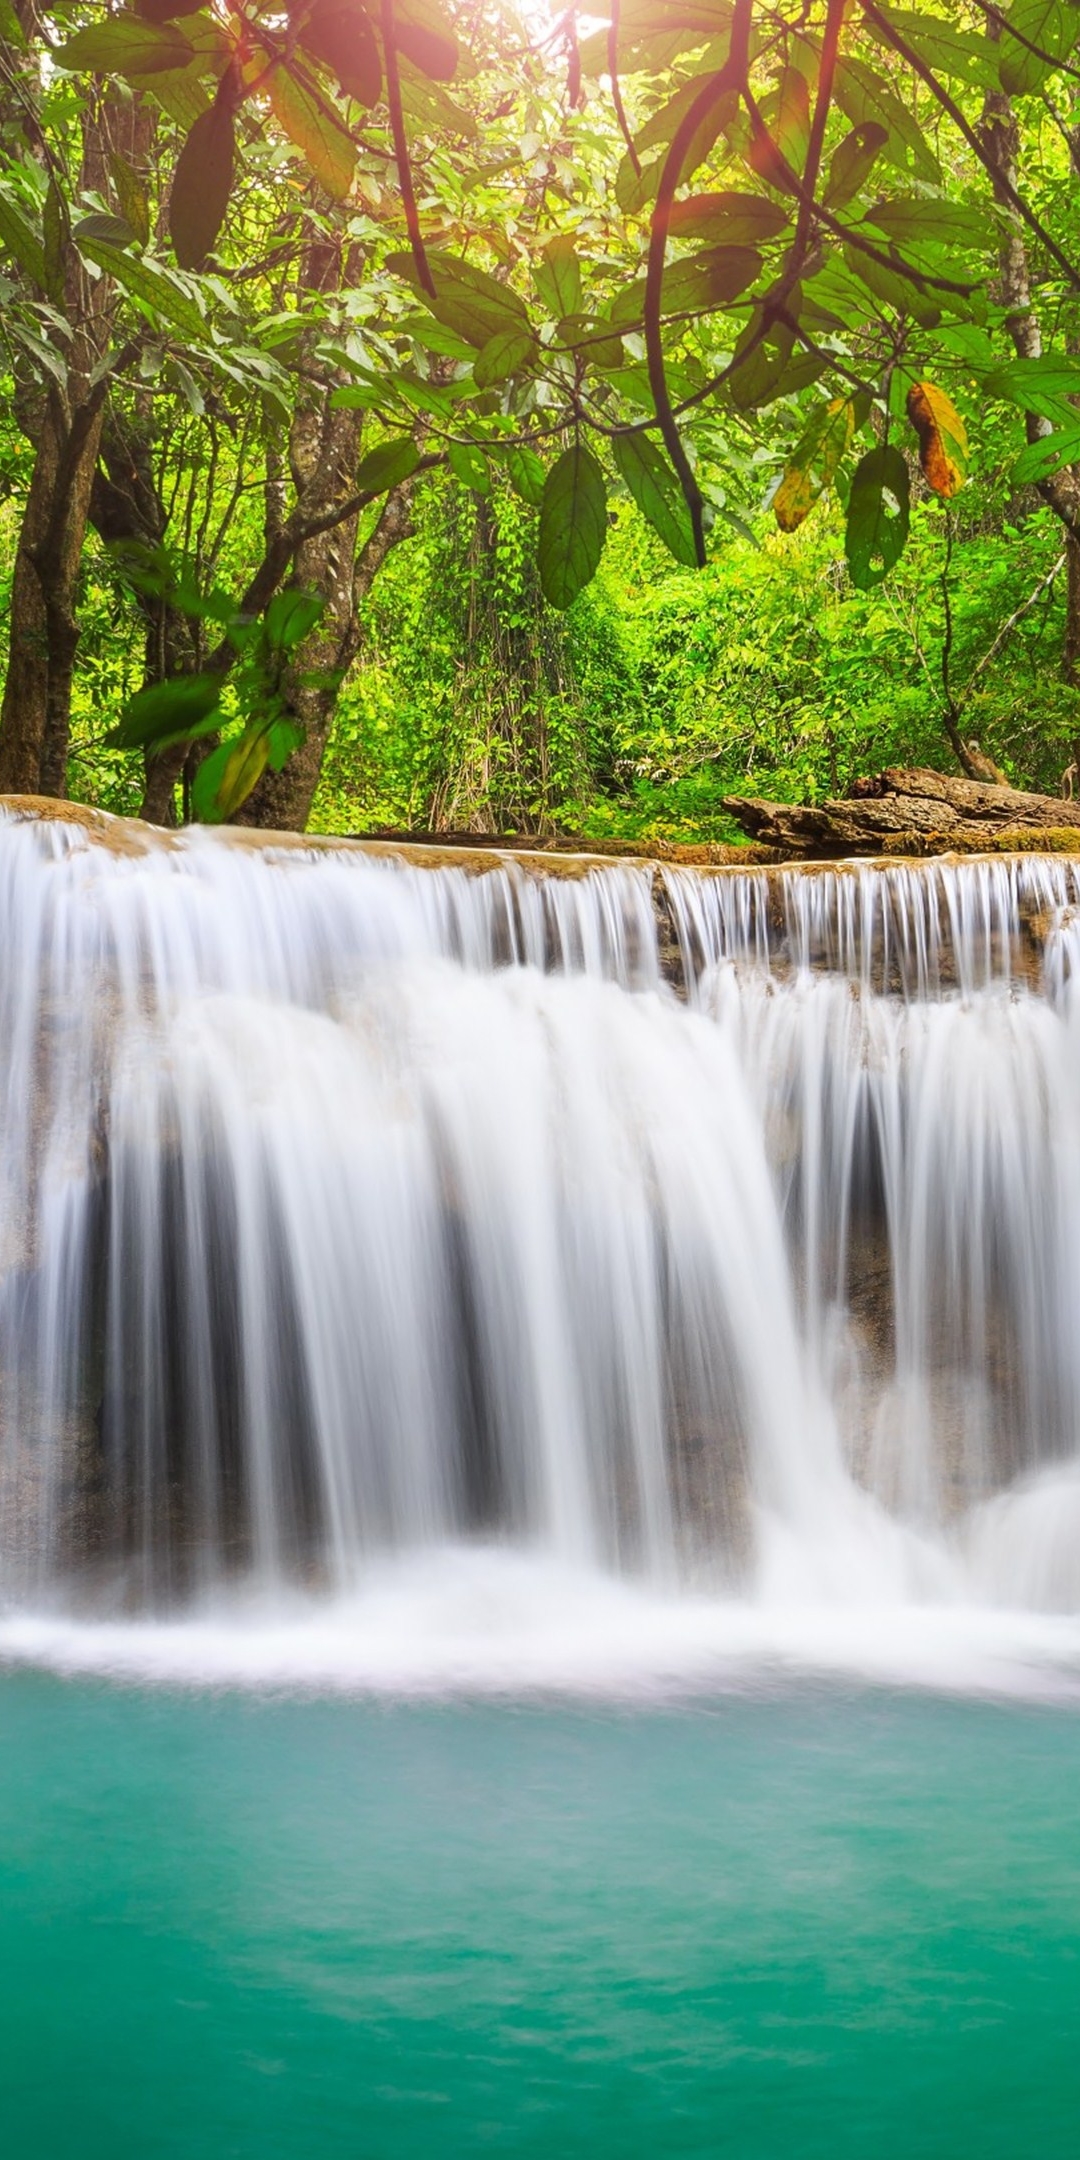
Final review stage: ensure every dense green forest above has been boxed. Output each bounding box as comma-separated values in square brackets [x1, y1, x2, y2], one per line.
[2, 0, 1080, 840]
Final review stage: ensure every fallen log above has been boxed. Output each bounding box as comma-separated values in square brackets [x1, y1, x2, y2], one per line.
[723, 766, 1080, 859]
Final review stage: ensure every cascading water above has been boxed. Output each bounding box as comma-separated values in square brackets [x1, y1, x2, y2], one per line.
[4, 803, 1080, 1688]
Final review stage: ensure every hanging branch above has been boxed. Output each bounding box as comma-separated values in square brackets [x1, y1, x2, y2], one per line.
[380, 0, 436, 298]
[643, 0, 755, 567]
[963, 0, 1080, 89]
[859, 0, 1080, 294]
[607, 0, 640, 178]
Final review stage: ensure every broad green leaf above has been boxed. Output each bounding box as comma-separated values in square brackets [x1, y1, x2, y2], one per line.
[0, 189, 45, 290]
[534, 235, 582, 320]
[267, 718, 305, 772]
[1012, 426, 1080, 485]
[473, 327, 537, 388]
[868, 9, 992, 87]
[998, 0, 1077, 96]
[538, 442, 608, 608]
[555, 314, 624, 369]
[56, 16, 194, 76]
[504, 444, 546, 508]
[268, 65, 357, 199]
[612, 432, 697, 566]
[387, 248, 530, 348]
[394, 0, 459, 83]
[772, 398, 854, 532]
[610, 243, 759, 327]
[298, 1, 382, 105]
[727, 312, 796, 410]
[265, 588, 325, 649]
[865, 198, 991, 253]
[845, 445, 910, 589]
[905, 380, 969, 497]
[824, 123, 889, 209]
[169, 99, 234, 269]
[107, 155, 150, 248]
[835, 58, 940, 182]
[355, 437, 421, 493]
[984, 354, 1080, 424]
[110, 671, 223, 750]
[668, 191, 789, 245]
[447, 441, 490, 492]
[193, 731, 269, 822]
[76, 238, 207, 340]
[748, 66, 810, 193]
[398, 73, 477, 139]
[135, 0, 208, 18]
[73, 211, 141, 248]
[615, 151, 665, 215]
[843, 243, 942, 330]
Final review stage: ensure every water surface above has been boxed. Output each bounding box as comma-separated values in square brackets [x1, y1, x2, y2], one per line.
[3, 1674, 1078, 2158]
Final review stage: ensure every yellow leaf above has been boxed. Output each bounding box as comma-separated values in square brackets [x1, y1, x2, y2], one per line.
[906, 380, 968, 498]
[268, 64, 356, 200]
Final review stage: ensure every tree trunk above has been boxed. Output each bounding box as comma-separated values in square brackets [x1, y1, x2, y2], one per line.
[0, 409, 60, 792]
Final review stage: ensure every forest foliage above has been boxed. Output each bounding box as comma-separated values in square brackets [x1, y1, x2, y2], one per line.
[1, 0, 1080, 837]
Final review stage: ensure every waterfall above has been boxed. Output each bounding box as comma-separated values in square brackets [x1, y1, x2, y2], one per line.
[4, 805, 1080, 1635]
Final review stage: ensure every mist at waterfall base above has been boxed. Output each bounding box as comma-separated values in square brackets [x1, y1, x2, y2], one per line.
[6, 815, 1080, 2157]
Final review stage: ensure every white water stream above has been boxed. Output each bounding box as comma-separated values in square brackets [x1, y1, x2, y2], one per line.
[3, 809, 1080, 1695]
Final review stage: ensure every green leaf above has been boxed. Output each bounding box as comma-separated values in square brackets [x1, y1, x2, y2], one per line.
[0, 188, 45, 291]
[355, 436, 421, 493]
[268, 64, 357, 200]
[868, 9, 992, 88]
[1012, 426, 1080, 485]
[998, 0, 1076, 96]
[169, 97, 235, 270]
[534, 235, 582, 320]
[55, 16, 195, 76]
[110, 671, 223, 750]
[447, 441, 490, 492]
[865, 198, 991, 253]
[772, 398, 855, 532]
[397, 73, 477, 140]
[298, 0, 382, 105]
[74, 211, 139, 249]
[835, 58, 940, 182]
[267, 718, 305, 772]
[386, 248, 530, 348]
[504, 444, 546, 508]
[193, 731, 269, 822]
[135, 0, 207, 19]
[394, 0, 459, 83]
[264, 588, 325, 650]
[610, 243, 759, 327]
[845, 445, 910, 589]
[984, 354, 1080, 424]
[538, 442, 608, 608]
[667, 191, 789, 245]
[824, 123, 889, 209]
[611, 432, 697, 567]
[76, 238, 207, 341]
[473, 327, 537, 388]
[555, 314, 625, 369]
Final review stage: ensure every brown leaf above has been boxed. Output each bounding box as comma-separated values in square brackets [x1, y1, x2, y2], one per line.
[906, 380, 968, 498]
